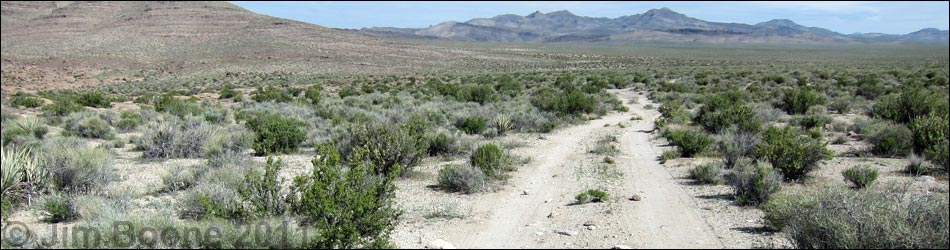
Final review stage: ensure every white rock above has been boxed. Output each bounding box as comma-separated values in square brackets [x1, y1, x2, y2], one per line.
[612, 245, 632, 249]
[427, 239, 455, 249]
[555, 230, 579, 236]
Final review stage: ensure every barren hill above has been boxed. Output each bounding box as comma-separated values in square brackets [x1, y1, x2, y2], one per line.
[0, 1, 474, 93]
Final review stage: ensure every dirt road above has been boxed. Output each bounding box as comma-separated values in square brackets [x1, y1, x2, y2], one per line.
[395, 90, 724, 249]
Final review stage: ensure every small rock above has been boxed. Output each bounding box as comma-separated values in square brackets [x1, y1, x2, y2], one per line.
[917, 176, 936, 183]
[702, 206, 713, 210]
[547, 212, 559, 218]
[847, 131, 858, 137]
[587, 226, 597, 230]
[629, 195, 642, 201]
[522, 190, 530, 195]
[535, 232, 545, 236]
[612, 245, 632, 249]
[583, 221, 596, 226]
[544, 199, 552, 203]
[555, 230, 578, 236]
[427, 239, 455, 249]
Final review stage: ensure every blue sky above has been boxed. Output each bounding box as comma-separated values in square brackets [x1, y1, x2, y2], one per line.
[231, 1, 949, 34]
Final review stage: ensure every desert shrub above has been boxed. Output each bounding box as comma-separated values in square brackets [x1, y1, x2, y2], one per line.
[136, 116, 213, 159]
[425, 131, 464, 156]
[437, 164, 489, 194]
[531, 88, 597, 116]
[905, 153, 931, 176]
[470, 143, 507, 177]
[204, 125, 254, 168]
[659, 100, 690, 124]
[40, 138, 115, 193]
[2, 117, 48, 146]
[797, 115, 831, 130]
[1, 144, 29, 197]
[660, 150, 679, 164]
[62, 113, 115, 139]
[41, 194, 79, 223]
[755, 126, 831, 181]
[219, 86, 238, 100]
[575, 189, 609, 204]
[335, 122, 427, 176]
[288, 144, 400, 249]
[871, 86, 943, 124]
[696, 95, 760, 133]
[842, 165, 878, 189]
[689, 163, 724, 185]
[154, 94, 203, 117]
[666, 129, 711, 158]
[780, 88, 824, 115]
[75, 92, 111, 108]
[827, 96, 853, 114]
[926, 140, 949, 174]
[866, 122, 913, 157]
[304, 84, 322, 105]
[243, 112, 305, 156]
[161, 164, 208, 192]
[115, 110, 143, 132]
[458, 84, 496, 105]
[590, 135, 620, 155]
[909, 114, 949, 154]
[42, 98, 83, 117]
[8, 93, 43, 108]
[251, 86, 293, 103]
[457, 116, 487, 135]
[240, 157, 287, 217]
[763, 187, 948, 249]
[727, 160, 783, 206]
[180, 180, 250, 221]
[718, 128, 760, 168]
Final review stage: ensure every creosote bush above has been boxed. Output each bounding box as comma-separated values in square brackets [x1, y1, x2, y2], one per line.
[780, 88, 824, 115]
[842, 165, 878, 189]
[689, 163, 724, 185]
[575, 189, 609, 204]
[470, 143, 508, 177]
[727, 159, 783, 206]
[666, 129, 711, 158]
[866, 122, 913, 157]
[755, 126, 831, 181]
[457, 116, 487, 135]
[243, 112, 305, 156]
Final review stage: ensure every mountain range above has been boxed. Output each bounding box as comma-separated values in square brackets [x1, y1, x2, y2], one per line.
[355, 8, 949, 44]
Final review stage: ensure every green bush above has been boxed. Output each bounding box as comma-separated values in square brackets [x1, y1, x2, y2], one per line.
[244, 112, 305, 156]
[660, 150, 679, 164]
[251, 86, 293, 103]
[531, 88, 597, 116]
[925, 140, 949, 174]
[288, 144, 400, 249]
[240, 157, 286, 217]
[425, 132, 463, 156]
[336, 122, 427, 176]
[727, 160, 783, 206]
[75, 92, 111, 108]
[871, 86, 942, 124]
[696, 94, 760, 133]
[438, 164, 489, 194]
[40, 138, 115, 193]
[866, 122, 913, 157]
[470, 143, 507, 177]
[689, 163, 723, 185]
[63, 113, 115, 139]
[42, 99, 83, 117]
[909, 114, 949, 154]
[8, 93, 43, 108]
[161, 164, 207, 192]
[115, 110, 143, 132]
[780, 88, 824, 115]
[135, 116, 213, 159]
[154, 94, 203, 117]
[42, 194, 79, 223]
[457, 116, 487, 135]
[204, 125, 254, 168]
[458, 85, 497, 105]
[575, 189, 609, 204]
[667, 129, 711, 158]
[180, 179, 250, 221]
[755, 126, 831, 181]
[842, 165, 878, 189]
[763, 187, 948, 249]
[304, 84, 322, 105]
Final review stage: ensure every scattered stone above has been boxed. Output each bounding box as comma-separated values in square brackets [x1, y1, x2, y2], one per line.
[587, 226, 597, 230]
[555, 230, 578, 236]
[535, 232, 545, 236]
[547, 212, 559, 218]
[702, 206, 713, 210]
[917, 176, 936, 183]
[583, 221, 596, 226]
[612, 245, 632, 249]
[629, 195, 642, 201]
[522, 190, 530, 195]
[544, 199, 552, 203]
[427, 239, 455, 249]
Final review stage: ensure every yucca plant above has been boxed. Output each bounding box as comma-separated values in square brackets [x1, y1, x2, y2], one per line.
[1, 144, 26, 196]
[491, 115, 513, 136]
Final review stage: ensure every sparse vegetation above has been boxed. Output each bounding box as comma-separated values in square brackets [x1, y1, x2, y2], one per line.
[470, 143, 508, 177]
[438, 164, 489, 194]
[727, 159, 783, 206]
[842, 165, 879, 189]
[666, 129, 711, 158]
[689, 163, 724, 185]
[755, 126, 831, 181]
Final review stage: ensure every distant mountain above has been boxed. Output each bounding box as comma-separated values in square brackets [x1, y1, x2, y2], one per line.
[357, 8, 949, 44]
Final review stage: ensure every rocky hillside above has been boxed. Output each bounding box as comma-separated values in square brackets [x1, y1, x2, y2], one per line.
[357, 8, 949, 44]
